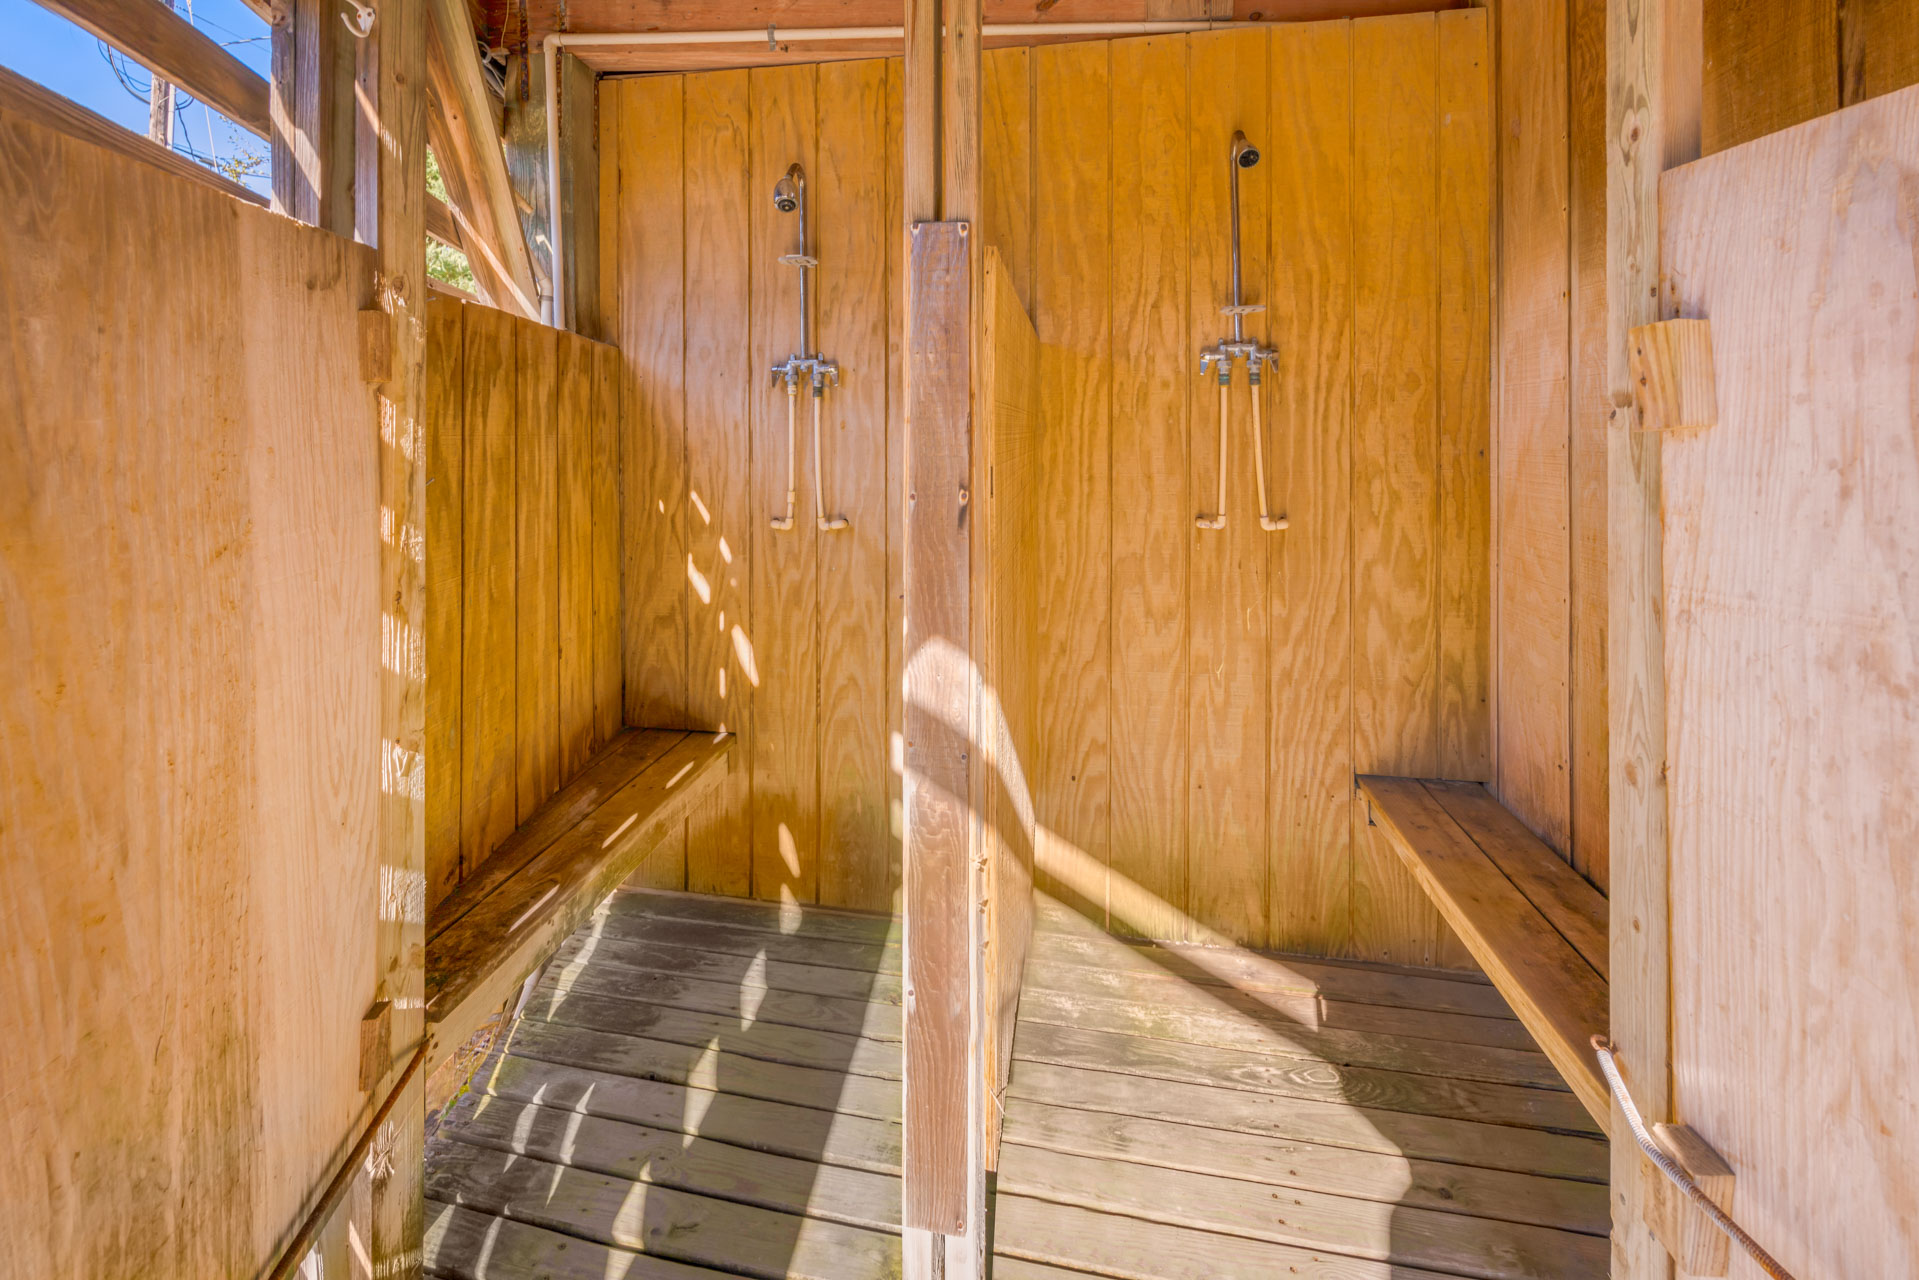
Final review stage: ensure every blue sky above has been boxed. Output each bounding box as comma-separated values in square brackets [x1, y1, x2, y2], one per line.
[2, 0, 272, 189]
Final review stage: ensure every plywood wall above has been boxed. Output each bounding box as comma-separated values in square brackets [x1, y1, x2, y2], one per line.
[424, 297, 624, 917]
[1019, 16, 1493, 963]
[1659, 84, 1919, 1278]
[603, 59, 907, 912]
[0, 108, 379, 1279]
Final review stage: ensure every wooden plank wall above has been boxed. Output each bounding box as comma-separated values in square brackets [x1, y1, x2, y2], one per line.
[1658, 84, 1919, 1278]
[980, 246, 1041, 1161]
[603, 59, 911, 912]
[0, 107, 378, 1279]
[1024, 16, 1493, 962]
[1487, 0, 1612, 890]
[423, 296, 625, 918]
[1487, 0, 1919, 901]
[1703, 0, 1918, 153]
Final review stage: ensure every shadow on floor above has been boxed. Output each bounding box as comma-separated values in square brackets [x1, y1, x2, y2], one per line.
[422, 888, 904, 1280]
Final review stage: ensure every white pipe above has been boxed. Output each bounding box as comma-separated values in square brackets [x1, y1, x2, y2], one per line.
[543, 19, 1243, 325]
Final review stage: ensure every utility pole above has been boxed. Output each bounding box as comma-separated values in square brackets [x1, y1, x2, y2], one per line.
[147, 0, 175, 147]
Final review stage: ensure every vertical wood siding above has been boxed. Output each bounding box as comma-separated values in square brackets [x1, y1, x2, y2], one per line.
[607, 21, 1492, 959]
[604, 60, 907, 912]
[424, 296, 625, 916]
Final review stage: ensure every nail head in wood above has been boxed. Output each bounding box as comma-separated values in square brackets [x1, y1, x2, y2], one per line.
[1645, 1122, 1736, 1275]
[359, 307, 394, 384]
[1628, 318, 1716, 432]
[359, 999, 393, 1092]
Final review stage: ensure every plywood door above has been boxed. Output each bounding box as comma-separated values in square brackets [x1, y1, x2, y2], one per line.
[1659, 84, 1919, 1278]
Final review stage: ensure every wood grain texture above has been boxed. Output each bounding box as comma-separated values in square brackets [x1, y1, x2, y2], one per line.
[680, 68, 754, 898]
[1423, 780, 1608, 979]
[426, 303, 622, 910]
[426, 731, 733, 1064]
[982, 47, 1035, 314]
[1437, 9, 1494, 785]
[1267, 19, 1355, 955]
[1567, 0, 1610, 892]
[369, 0, 430, 1263]
[1001, 1097, 1606, 1232]
[816, 57, 895, 912]
[1109, 34, 1191, 942]
[426, 297, 467, 913]
[0, 104, 378, 1279]
[1702, 0, 1838, 154]
[1659, 85, 1919, 1279]
[1494, 0, 1575, 872]
[1350, 13, 1449, 965]
[1627, 318, 1718, 431]
[516, 319, 560, 822]
[460, 302, 520, 883]
[1604, 0, 1696, 1269]
[1188, 27, 1273, 946]
[619, 73, 690, 730]
[997, 1142, 1605, 1279]
[901, 220, 975, 1235]
[592, 340, 626, 752]
[601, 29, 1492, 962]
[749, 62, 823, 904]
[981, 246, 1041, 1151]
[597, 76, 623, 354]
[1358, 777, 1609, 1129]
[1847, 0, 1919, 104]
[556, 332, 596, 778]
[1032, 39, 1114, 921]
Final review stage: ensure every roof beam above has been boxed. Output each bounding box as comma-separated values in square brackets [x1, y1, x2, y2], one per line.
[32, 0, 272, 138]
[426, 0, 542, 319]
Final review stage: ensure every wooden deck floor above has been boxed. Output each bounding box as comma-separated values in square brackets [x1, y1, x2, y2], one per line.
[993, 897, 1610, 1279]
[422, 889, 1608, 1279]
[423, 887, 907, 1279]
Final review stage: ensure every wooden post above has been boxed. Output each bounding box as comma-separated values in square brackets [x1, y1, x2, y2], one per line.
[901, 0, 986, 1275]
[1605, 0, 1699, 1274]
[270, 0, 357, 231]
[366, 0, 429, 1273]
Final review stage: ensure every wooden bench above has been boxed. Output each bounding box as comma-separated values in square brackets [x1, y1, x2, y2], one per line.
[1357, 775, 1610, 1132]
[425, 728, 733, 1066]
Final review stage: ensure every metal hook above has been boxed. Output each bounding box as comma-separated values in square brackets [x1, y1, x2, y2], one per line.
[342, 0, 375, 38]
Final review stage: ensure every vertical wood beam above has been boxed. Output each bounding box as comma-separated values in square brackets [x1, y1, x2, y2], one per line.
[270, 0, 356, 232]
[1605, 0, 1698, 1274]
[902, 0, 987, 1274]
[368, 0, 428, 1273]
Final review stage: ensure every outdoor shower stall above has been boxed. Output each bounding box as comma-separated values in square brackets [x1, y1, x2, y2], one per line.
[600, 12, 1496, 964]
[7, 0, 1919, 1276]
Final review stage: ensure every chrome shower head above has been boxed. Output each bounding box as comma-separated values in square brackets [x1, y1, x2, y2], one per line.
[773, 164, 803, 213]
[1232, 131, 1260, 169]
